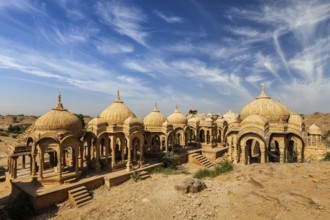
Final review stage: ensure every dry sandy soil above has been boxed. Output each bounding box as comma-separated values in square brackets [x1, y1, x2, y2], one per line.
[32, 161, 330, 220]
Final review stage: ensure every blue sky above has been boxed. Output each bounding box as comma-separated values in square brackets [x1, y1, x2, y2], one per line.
[0, 0, 329, 118]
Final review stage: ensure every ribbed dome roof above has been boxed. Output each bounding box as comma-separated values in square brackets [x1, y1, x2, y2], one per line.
[241, 115, 269, 126]
[216, 117, 225, 123]
[223, 110, 238, 124]
[167, 105, 187, 125]
[124, 114, 143, 126]
[288, 113, 303, 126]
[88, 115, 107, 127]
[143, 102, 167, 127]
[100, 90, 134, 125]
[188, 117, 199, 123]
[240, 84, 290, 123]
[308, 124, 321, 135]
[35, 94, 82, 132]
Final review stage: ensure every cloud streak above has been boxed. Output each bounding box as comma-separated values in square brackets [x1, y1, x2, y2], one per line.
[96, 1, 149, 47]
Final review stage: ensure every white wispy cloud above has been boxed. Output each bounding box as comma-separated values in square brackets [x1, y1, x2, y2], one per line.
[0, 0, 44, 14]
[95, 1, 149, 47]
[39, 23, 99, 46]
[153, 10, 183, 23]
[95, 38, 134, 55]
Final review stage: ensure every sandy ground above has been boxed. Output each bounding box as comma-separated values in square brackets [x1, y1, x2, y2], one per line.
[31, 161, 330, 220]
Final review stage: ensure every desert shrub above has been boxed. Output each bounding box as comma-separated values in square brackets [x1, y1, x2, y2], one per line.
[323, 152, 330, 161]
[0, 193, 34, 219]
[7, 124, 31, 134]
[152, 167, 190, 175]
[0, 133, 8, 137]
[12, 135, 17, 139]
[130, 168, 140, 182]
[161, 151, 179, 169]
[194, 160, 233, 179]
[193, 168, 214, 179]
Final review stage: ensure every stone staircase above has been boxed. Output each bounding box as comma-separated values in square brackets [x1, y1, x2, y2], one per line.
[139, 170, 151, 180]
[191, 153, 214, 168]
[68, 186, 92, 208]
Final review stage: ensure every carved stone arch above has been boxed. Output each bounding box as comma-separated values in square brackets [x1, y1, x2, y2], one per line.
[238, 132, 267, 164]
[286, 133, 305, 162]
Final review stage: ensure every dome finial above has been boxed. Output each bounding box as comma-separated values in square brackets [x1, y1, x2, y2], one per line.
[153, 101, 159, 112]
[115, 89, 123, 103]
[256, 82, 270, 99]
[175, 104, 180, 113]
[55, 92, 64, 109]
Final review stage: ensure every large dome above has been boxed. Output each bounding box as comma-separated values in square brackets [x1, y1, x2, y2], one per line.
[240, 84, 290, 123]
[35, 94, 82, 132]
[143, 103, 167, 127]
[167, 105, 187, 125]
[100, 91, 134, 125]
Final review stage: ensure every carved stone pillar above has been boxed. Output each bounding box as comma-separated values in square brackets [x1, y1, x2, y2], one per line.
[22, 155, 26, 169]
[38, 152, 44, 180]
[111, 137, 116, 168]
[13, 157, 18, 179]
[95, 140, 101, 172]
[126, 139, 132, 172]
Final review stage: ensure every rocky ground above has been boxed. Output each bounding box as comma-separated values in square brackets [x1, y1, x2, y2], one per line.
[32, 161, 330, 220]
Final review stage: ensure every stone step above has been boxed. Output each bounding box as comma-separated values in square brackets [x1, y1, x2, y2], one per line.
[76, 196, 92, 205]
[77, 200, 92, 208]
[71, 189, 88, 197]
[68, 186, 86, 194]
[139, 170, 151, 180]
[73, 192, 90, 201]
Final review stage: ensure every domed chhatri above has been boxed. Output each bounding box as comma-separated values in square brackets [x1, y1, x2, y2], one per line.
[7, 83, 315, 189]
[240, 83, 290, 123]
[100, 90, 134, 125]
[167, 105, 188, 125]
[143, 102, 167, 127]
[35, 93, 82, 132]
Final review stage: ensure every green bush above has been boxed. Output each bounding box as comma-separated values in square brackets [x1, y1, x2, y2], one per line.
[7, 124, 31, 134]
[161, 151, 179, 169]
[193, 160, 233, 179]
[0, 133, 8, 137]
[130, 168, 140, 182]
[152, 167, 190, 175]
[323, 152, 330, 161]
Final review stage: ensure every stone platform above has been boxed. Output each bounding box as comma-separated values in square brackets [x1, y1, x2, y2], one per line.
[10, 163, 162, 212]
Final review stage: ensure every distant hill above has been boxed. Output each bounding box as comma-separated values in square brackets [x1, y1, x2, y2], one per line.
[303, 113, 330, 135]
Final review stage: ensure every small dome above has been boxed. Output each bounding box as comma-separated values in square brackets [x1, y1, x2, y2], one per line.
[143, 102, 167, 127]
[167, 105, 187, 125]
[223, 110, 238, 124]
[206, 117, 213, 122]
[216, 117, 225, 124]
[124, 114, 143, 127]
[288, 113, 303, 126]
[35, 94, 82, 132]
[188, 117, 199, 123]
[240, 84, 290, 123]
[162, 120, 172, 127]
[100, 90, 134, 125]
[88, 115, 107, 127]
[308, 124, 321, 135]
[241, 115, 269, 127]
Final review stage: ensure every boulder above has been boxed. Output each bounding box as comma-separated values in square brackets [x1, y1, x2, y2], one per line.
[175, 178, 207, 193]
